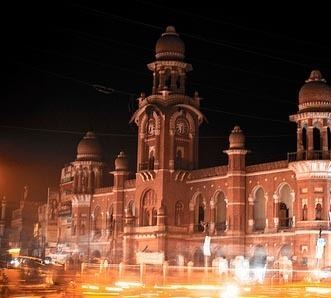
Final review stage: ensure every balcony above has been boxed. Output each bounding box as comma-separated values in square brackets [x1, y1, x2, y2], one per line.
[279, 217, 293, 230]
[288, 150, 331, 162]
[215, 221, 227, 232]
[138, 162, 154, 171]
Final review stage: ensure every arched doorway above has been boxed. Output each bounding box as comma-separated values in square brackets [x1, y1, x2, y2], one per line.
[141, 189, 157, 226]
[251, 245, 267, 268]
[279, 244, 292, 259]
[278, 184, 293, 228]
[253, 188, 266, 231]
[193, 248, 204, 267]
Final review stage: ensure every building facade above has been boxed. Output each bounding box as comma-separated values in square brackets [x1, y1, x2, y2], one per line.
[44, 26, 331, 273]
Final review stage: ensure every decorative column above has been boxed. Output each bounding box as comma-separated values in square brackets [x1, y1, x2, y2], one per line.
[273, 193, 279, 230]
[137, 132, 145, 170]
[169, 130, 175, 170]
[170, 70, 177, 91]
[189, 200, 195, 233]
[158, 70, 165, 90]
[189, 133, 195, 170]
[297, 126, 303, 160]
[247, 195, 254, 233]
[209, 198, 215, 235]
[307, 126, 314, 159]
[322, 126, 329, 159]
[87, 168, 93, 193]
[154, 129, 160, 170]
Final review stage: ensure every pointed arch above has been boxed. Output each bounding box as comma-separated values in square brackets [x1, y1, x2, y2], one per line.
[276, 183, 294, 228]
[93, 206, 102, 237]
[140, 189, 157, 226]
[214, 191, 227, 232]
[252, 187, 266, 231]
[175, 200, 184, 226]
[315, 203, 322, 220]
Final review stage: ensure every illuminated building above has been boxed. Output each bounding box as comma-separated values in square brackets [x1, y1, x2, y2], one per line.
[45, 26, 330, 273]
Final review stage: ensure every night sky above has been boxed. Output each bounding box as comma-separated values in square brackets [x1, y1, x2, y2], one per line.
[3, 2, 331, 209]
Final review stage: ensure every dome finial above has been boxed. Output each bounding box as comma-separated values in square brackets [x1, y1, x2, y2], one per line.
[165, 26, 177, 34]
[229, 125, 245, 149]
[115, 151, 129, 171]
[305, 70, 326, 83]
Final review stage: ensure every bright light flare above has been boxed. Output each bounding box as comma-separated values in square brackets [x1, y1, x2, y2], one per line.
[306, 287, 331, 295]
[220, 284, 240, 298]
[105, 286, 124, 292]
[115, 281, 144, 288]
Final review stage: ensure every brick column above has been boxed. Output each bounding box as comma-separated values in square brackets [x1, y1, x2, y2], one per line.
[307, 126, 314, 159]
[247, 195, 254, 233]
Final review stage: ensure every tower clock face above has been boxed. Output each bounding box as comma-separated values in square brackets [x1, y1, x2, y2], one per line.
[175, 118, 188, 135]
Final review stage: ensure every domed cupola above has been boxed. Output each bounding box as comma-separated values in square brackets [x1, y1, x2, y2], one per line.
[298, 70, 331, 112]
[155, 26, 185, 61]
[229, 126, 245, 149]
[76, 131, 102, 161]
[114, 151, 129, 171]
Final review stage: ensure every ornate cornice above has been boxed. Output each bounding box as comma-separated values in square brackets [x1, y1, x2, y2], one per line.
[288, 160, 331, 180]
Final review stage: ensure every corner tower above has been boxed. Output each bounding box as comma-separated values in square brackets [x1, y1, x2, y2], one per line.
[131, 26, 205, 171]
[290, 70, 331, 160]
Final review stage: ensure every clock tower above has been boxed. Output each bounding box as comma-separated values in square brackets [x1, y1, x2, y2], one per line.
[131, 26, 205, 171]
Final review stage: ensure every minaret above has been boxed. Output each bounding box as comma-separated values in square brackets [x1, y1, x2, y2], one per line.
[224, 126, 248, 234]
[131, 26, 205, 172]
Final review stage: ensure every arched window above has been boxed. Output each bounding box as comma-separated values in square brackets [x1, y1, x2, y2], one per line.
[194, 194, 205, 232]
[149, 150, 155, 170]
[81, 223, 86, 235]
[253, 188, 266, 231]
[302, 204, 308, 221]
[152, 208, 157, 226]
[141, 189, 157, 226]
[278, 184, 293, 228]
[72, 224, 76, 236]
[94, 207, 102, 237]
[313, 127, 321, 151]
[175, 150, 183, 170]
[215, 192, 226, 231]
[127, 200, 136, 217]
[302, 127, 307, 151]
[108, 206, 114, 233]
[315, 203, 322, 220]
[175, 201, 184, 226]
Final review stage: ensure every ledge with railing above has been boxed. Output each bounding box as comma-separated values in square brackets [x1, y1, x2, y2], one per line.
[288, 150, 331, 162]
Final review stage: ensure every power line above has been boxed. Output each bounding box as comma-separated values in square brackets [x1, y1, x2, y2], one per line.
[0, 124, 294, 139]
[136, 0, 331, 53]
[11, 60, 293, 125]
[70, 3, 314, 68]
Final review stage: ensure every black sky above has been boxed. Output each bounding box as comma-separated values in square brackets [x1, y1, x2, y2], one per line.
[3, 2, 331, 208]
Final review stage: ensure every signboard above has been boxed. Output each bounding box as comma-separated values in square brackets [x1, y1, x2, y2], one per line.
[58, 201, 72, 217]
[136, 251, 164, 265]
[47, 189, 59, 223]
[203, 236, 211, 256]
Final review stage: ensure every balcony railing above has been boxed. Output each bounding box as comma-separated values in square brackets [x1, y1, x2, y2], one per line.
[288, 150, 331, 162]
[215, 221, 226, 232]
[279, 217, 293, 229]
[138, 162, 154, 171]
